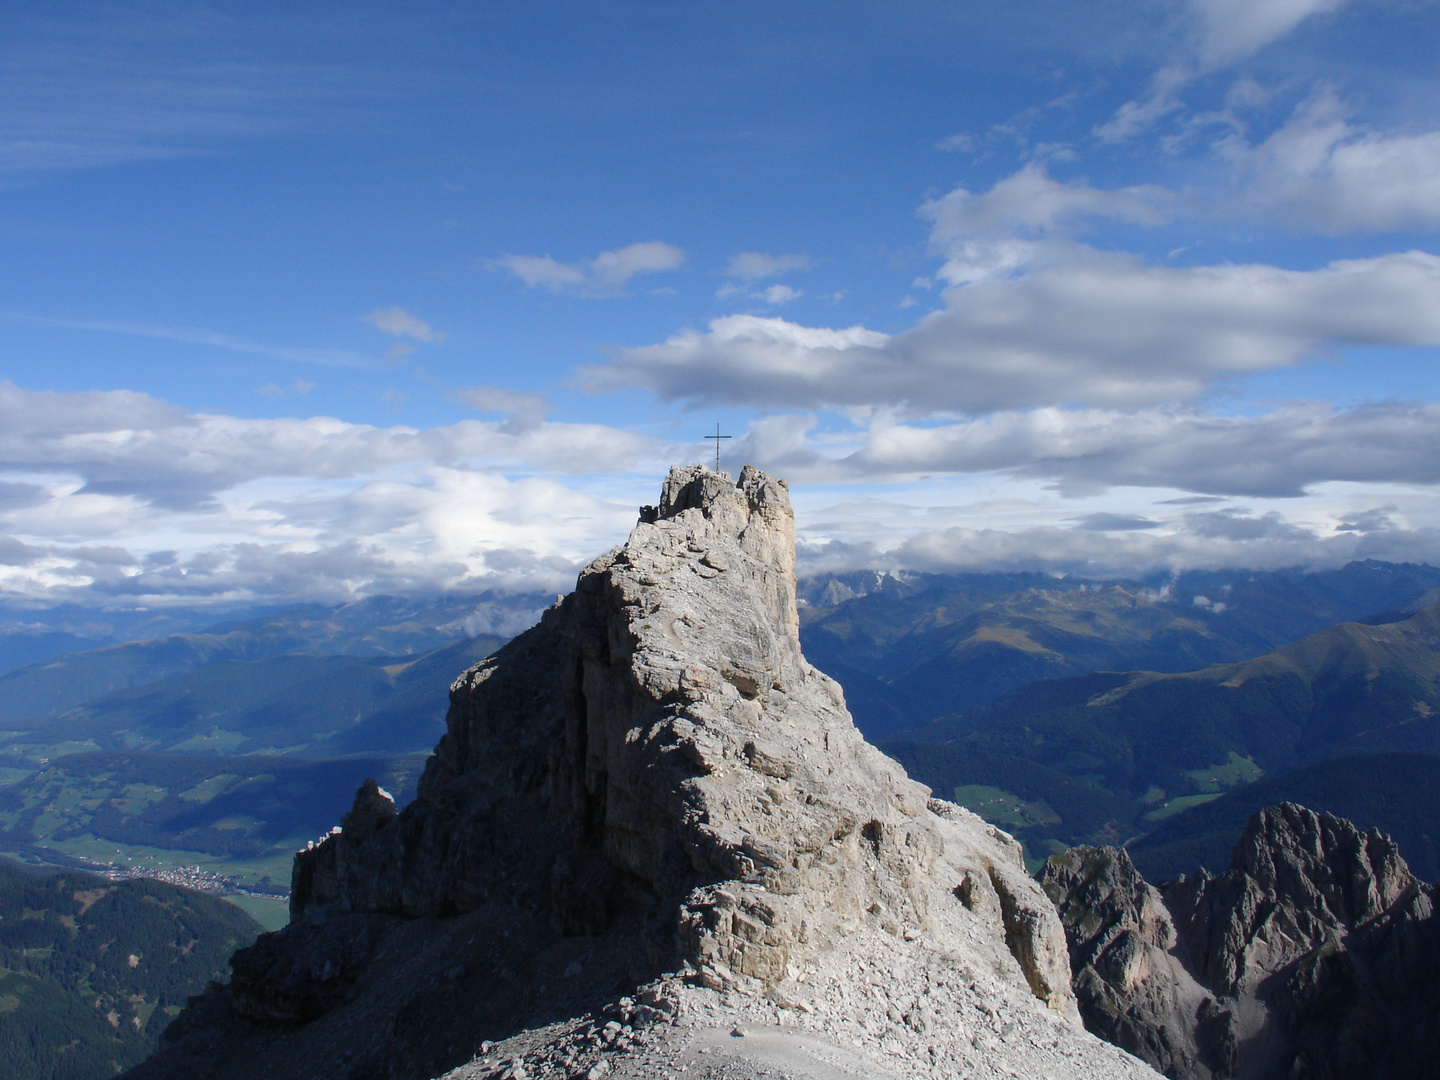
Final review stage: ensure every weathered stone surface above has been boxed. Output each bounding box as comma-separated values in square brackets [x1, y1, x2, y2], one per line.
[128, 465, 1156, 1080]
[1044, 803, 1440, 1079]
[1040, 846, 1210, 1078]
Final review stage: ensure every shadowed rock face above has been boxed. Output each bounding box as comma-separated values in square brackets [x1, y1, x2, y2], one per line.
[1042, 803, 1440, 1080]
[127, 466, 1155, 1080]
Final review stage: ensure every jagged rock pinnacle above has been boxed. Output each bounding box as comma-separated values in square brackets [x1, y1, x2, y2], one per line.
[1042, 803, 1440, 1079]
[129, 465, 1159, 1080]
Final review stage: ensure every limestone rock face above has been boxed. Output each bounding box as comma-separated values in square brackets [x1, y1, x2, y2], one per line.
[128, 465, 1157, 1080]
[1043, 804, 1440, 1080]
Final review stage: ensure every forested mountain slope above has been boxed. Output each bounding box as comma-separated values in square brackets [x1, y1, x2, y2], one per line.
[0, 857, 261, 1080]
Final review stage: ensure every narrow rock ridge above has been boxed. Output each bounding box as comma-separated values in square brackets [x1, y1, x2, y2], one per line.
[130, 465, 1158, 1080]
[1042, 803, 1440, 1080]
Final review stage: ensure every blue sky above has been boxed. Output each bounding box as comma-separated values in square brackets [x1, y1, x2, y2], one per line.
[3, 0, 1440, 608]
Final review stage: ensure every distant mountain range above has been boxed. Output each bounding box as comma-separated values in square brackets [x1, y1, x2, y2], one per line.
[885, 592, 1440, 876]
[0, 591, 557, 765]
[0, 593, 544, 892]
[912, 601, 1440, 792]
[0, 591, 547, 674]
[801, 560, 1440, 737]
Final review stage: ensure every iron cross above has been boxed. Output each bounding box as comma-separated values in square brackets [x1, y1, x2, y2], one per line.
[704, 423, 731, 472]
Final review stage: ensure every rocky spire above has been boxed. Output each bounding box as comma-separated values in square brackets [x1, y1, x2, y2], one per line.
[130, 466, 1159, 1080]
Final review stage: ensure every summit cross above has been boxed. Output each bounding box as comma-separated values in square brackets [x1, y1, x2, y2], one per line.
[704, 423, 731, 472]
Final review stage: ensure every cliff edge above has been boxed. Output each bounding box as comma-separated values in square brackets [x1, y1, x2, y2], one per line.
[129, 466, 1158, 1080]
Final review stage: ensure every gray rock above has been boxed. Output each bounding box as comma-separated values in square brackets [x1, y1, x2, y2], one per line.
[128, 465, 1154, 1080]
[1042, 803, 1440, 1079]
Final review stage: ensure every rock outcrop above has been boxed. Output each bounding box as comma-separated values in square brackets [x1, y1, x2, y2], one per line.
[129, 465, 1158, 1080]
[1041, 803, 1440, 1079]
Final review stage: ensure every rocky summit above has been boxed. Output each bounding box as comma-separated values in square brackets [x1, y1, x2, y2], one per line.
[128, 465, 1158, 1080]
[1041, 803, 1440, 1080]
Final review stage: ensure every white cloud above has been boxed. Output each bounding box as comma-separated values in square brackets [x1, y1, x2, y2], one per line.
[595, 249, 1440, 414]
[1190, 0, 1349, 68]
[792, 493, 1440, 582]
[490, 242, 685, 297]
[1094, 0, 1355, 142]
[872, 515, 1440, 579]
[1228, 89, 1440, 234]
[837, 403, 1440, 497]
[491, 254, 588, 291]
[759, 284, 802, 305]
[4, 378, 1439, 604]
[934, 133, 974, 152]
[719, 401, 1440, 502]
[360, 307, 445, 343]
[920, 163, 1173, 284]
[0, 383, 658, 606]
[723, 252, 813, 281]
[449, 386, 549, 432]
[1094, 65, 1193, 143]
[0, 381, 652, 509]
[590, 242, 686, 291]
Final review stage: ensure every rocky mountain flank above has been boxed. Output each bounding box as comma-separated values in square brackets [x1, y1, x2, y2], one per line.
[128, 465, 1158, 1080]
[1041, 803, 1440, 1079]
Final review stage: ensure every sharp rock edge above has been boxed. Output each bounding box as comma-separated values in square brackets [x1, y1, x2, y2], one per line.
[1042, 803, 1440, 1080]
[127, 465, 1160, 1080]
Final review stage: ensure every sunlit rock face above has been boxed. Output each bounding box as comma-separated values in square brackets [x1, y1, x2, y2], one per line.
[129, 465, 1160, 1080]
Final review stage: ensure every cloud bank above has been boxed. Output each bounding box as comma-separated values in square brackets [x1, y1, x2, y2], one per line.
[0, 382, 654, 606]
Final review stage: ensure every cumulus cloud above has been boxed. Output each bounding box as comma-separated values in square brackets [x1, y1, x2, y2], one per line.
[599, 163, 1440, 415]
[1228, 89, 1440, 234]
[490, 242, 685, 297]
[759, 284, 802, 305]
[594, 250, 1440, 414]
[723, 402, 1440, 501]
[5, 376, 1438, 604]
[360, 307, 446, 343]
[920, 163, 1174, 283]
[492, 254, 587, 291]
